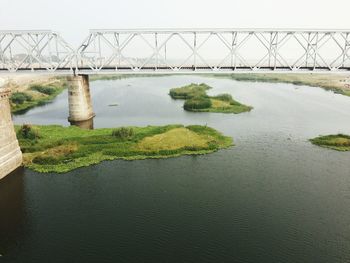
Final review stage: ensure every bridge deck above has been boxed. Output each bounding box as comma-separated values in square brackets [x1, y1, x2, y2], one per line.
[1, 29, 350, 74]
[1, 67, 349, 75]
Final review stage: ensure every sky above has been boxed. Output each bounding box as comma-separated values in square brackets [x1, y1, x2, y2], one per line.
[1, 0, 350, 46]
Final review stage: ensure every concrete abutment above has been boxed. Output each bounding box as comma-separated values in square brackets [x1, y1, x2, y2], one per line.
[0, 88, 23, 180]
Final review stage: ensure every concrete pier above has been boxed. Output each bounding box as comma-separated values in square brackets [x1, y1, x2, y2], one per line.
[69, 119, 94, 130]
[0, 88, 23, 180]
[67, 75, 95, 124]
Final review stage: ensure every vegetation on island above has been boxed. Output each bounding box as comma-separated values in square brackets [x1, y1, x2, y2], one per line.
[169, 83, 211, 99]
[16, 124, 233, 173]
[310, 134, 350, 151]
[211, 73, 350, 97]
[10, 78, 68, 114]
[169, 83, 253, 113]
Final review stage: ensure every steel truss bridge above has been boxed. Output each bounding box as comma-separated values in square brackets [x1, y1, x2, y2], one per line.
[0, 29, 350, 74]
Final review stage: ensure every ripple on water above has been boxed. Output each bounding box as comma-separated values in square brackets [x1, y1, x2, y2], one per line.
[3, 75, 350, 262]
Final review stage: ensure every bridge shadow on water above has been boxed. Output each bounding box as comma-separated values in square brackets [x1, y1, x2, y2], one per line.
[0, 167, 27, 259]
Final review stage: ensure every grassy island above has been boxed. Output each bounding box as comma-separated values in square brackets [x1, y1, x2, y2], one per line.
[310, 134, 350, 151]
[16, 124, 233, 173]
[169, 83, 252, 113]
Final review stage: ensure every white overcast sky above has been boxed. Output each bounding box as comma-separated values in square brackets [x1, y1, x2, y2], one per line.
[1, 0, 350, 45]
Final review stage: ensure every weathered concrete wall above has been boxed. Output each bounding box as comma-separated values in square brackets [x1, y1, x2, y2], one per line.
[67, 75, 95, 123]
[0, 88, 23, 180]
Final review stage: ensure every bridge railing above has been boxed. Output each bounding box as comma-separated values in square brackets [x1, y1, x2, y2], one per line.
[1, 29, 350, 73]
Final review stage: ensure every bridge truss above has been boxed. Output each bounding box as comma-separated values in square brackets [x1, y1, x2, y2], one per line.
[0, 30, 75, 73]
[1, 29, 350, 74]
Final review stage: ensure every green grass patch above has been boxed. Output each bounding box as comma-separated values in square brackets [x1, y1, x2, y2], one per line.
[16, 124, 233, 173]
[169, 83, 252, 114]
[310, 134, 350, 151]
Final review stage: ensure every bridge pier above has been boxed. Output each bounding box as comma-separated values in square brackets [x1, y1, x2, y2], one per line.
[0, 88, 23, 180]
[67, 75, 95, 128]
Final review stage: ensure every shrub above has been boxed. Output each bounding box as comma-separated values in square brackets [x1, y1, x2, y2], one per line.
[32, 155, 60, 165]
[17, 124, 41, 140]
[112, 127, 134, 140]
[184, 97, 212, 110]
[10, 92, 33, 104]
[30, 85, 57, 95]
[169, 83, 211, 99]
[183, 145, 207, 151]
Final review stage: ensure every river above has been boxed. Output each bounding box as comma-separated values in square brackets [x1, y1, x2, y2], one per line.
[1, 75, 350, 262]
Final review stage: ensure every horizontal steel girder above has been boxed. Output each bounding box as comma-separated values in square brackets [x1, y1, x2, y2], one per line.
[1, 29, 350, 74]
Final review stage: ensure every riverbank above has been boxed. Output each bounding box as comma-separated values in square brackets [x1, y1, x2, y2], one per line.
[211, 73, 350, 96]
[169, 83, 252, 113]
[2, 74, 172, 114]
[89, 73, 171, 81]
[4, 73, 350, 115]
[16, 124, 233, 173]
[310, 134, 350, 151]
[0, 75, 68, 114]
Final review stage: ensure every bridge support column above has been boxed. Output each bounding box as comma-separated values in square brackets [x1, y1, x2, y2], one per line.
[67, 75, 95, 127]
[0, 88, 23, 180]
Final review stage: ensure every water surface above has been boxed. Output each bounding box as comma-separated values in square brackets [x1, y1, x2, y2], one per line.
[1, 76, 350, 262]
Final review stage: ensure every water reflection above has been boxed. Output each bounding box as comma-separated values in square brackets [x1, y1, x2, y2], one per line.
[69, 118, 94, 130]
[0, 167, 26, 257]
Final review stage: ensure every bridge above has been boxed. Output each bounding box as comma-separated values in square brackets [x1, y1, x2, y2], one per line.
[1, 28, 350, 180]
[0, 29, 350, 74]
